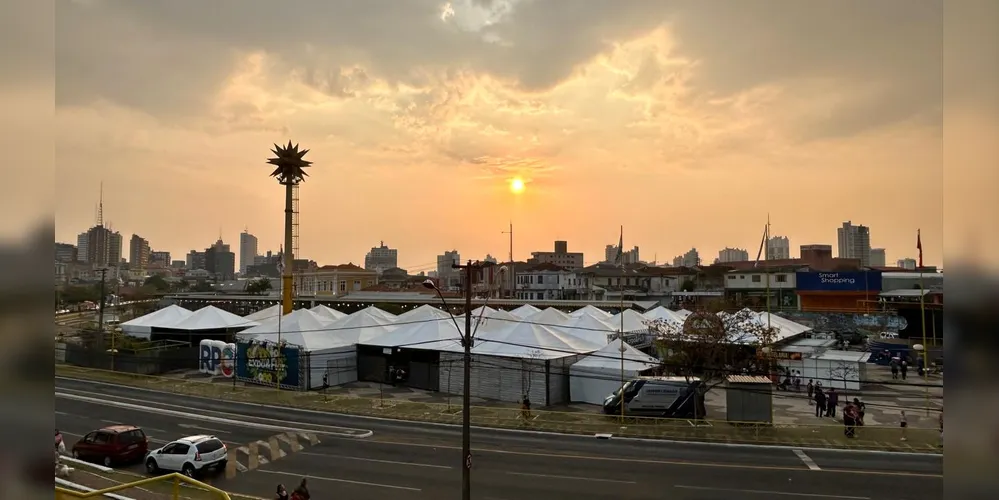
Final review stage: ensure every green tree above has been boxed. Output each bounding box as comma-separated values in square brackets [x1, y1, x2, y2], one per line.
[143, 274, 171, 292]
[192, 280, 214, 292]
[680, 279, 696, 292]
[245, 278, 273, 295]
[60, 284, 100, 304]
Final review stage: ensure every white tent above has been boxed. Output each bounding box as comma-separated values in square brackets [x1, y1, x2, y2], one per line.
[447, 321, 602, 360]
[394, 304, 449, 323]
[608, 309, 649, 333]
[525, 307, 571, 326]
[324, 307, 395, 344]
[244, 305, 281, 322]
[363, 315, 464, 349]
[569, 305, 612, 319]
[510, 304, 541, 318]
[169, 306, 258, 331]
[120, 305, 193, 339]
[675, 309, 693, 318]
[238, 309, 338, 347]
[560, 313, 616, 345]
[569, 339, 659, 405]
[311, 305, 347, 321]
[643, 306, 685, 326]
[459, 306, 518, 334]
[757, 312, 811, 342]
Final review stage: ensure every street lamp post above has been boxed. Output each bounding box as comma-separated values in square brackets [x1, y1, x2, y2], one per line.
[423, 260, 476, 500]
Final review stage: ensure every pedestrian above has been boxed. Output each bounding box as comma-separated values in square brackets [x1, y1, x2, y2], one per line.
[521, 394, 532, 420]
[852, 397, 866, 426]
[291, 478, 310, 500]
[275, 484, 289, 500]
[806, 380, 814, 405]
[900, 359, 908, 380]
[899, 410, 908, 442]
[793, 372, 801, 392]
[938, 410, 944, 447]
[825, 387, 839, 418]
[814, 387, 826, 418]
[842, 402, 856, 438]
[890, 358, 899, 379]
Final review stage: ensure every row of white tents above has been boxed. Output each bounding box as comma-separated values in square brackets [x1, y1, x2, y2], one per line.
[120, 302, 811, 404]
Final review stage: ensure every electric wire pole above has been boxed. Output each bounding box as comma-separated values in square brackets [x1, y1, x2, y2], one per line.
[455, 260, 477, 500]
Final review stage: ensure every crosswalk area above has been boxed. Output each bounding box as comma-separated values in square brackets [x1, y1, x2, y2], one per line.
[225, 431, 320, 478]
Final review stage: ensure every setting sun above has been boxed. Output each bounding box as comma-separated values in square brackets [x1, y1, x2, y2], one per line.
[510, 177, 525, 194]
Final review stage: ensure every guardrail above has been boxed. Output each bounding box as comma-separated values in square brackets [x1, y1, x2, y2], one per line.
[56, 478, 135, 500]
[54, 472, 231, 500]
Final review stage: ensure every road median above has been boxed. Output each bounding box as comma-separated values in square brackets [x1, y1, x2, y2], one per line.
[56, 364, 941, 454]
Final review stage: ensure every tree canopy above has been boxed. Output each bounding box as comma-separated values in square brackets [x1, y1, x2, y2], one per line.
[245, 278, 273, 295]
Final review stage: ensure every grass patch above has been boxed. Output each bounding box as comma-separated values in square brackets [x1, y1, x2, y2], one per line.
[57, 364, 941, 453]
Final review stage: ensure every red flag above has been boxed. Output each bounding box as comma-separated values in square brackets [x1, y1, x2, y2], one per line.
[917, 229, 923, 268]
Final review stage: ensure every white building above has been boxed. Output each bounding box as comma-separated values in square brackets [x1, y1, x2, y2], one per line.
[725, 270, 797, 290]
[767, 236, 790, 260]
[672, 248, 700, 267]
[605, 244, 640, 264]
[870, 248, 886, 267]
[364, 241, 398, 275]
[896, 258, 917, 270]
[515, 264, 592, 300]
[837, 221, 871, 266]
[717, 247, 749, 263]
[239, 230, 258, 275]
[436, 250, 460, 288]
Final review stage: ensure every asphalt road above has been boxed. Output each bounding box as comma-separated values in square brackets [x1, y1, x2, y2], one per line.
[56, 376, 943, 500]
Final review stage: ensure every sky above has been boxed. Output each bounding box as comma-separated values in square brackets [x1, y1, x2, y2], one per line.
[11, 0, 996, 272]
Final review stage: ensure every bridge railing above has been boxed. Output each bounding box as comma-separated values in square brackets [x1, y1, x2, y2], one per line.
[55, 472, 231, 500]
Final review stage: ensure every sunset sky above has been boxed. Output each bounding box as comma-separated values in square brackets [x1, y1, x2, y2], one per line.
[19, 1, 996, 270]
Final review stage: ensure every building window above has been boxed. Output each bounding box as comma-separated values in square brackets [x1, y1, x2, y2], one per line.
[751, 275, 762, 283]
[353, 280, 361, 290]
[538, 275, 544, 285]
[727, 275, 735, 280]
[775, 274, 788, 283]
[339, 280, 346, 292]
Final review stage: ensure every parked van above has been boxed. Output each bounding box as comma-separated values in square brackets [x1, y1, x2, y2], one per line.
[602, 376, 700, 418]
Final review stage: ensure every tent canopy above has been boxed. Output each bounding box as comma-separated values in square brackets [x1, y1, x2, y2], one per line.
[458, 306, 518, 333]
[440, 321, 601, 360]
[325, 307, 395, 344]
[509, 304, 541, 318]
[362, 316, 464, 349]
[561, 314, 615, 345]
[169, 306, 258, 331]
[525, 307, 571, 326]
[244, 304, 281, 322]
[608, 309, 649, 333]
[572, 338, 658, 372]
[569, 305, 612, 319]
[395, 304, 449, 323]
[239, 309, 349, 350]
[643, 306, 685, 326]
[311, 305, 347, 321]
[120, 305, 193, 330]
[757, 312, 812, 342]
[356, 305, 397, 322]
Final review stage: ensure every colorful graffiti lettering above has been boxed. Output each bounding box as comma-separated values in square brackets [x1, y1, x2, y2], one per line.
[777, 311, 907, 333]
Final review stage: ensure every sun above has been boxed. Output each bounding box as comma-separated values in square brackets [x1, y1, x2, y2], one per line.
[509, 177, 525, 194]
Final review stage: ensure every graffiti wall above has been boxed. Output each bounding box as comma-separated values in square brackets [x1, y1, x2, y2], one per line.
[198, 340, 236, 378]
[235, 340, 304, 390]
[778, 311, 907, 334]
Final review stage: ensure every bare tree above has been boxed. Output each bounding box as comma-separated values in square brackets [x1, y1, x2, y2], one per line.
[645, 309, 780, 420]
[828, 360, 860, 389]
[521, 349, 544, 398]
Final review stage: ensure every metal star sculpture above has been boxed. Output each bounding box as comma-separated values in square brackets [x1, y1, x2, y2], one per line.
[266, 141, 312, 185]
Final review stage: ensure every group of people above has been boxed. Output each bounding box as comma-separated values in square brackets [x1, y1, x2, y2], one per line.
[805, 380, 869, 437]
[275, 478, 310, 500]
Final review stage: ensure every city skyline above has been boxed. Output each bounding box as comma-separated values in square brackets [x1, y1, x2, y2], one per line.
[52, 1, 952, 270]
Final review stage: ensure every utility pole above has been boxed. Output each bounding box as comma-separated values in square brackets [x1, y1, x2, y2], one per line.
[97, 267, 108, 334]
[453, 259, 477, 500]
[501, 223, 513, 298]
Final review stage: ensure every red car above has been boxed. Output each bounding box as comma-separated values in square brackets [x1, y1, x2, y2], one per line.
[71, 425, 149, 467]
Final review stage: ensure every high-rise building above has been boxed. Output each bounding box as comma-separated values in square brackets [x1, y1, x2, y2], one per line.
[837, 221, 872, 266]
[528, 241, 584, 269]
[187, 250, 207, 270]
[897, 258, 917, 270]
[129, 234, 151, 269]
[150, 251, 171, 267]
[604, 244, 640, 264]
[239, 230, 259, 275]
[76, 232, 89, 263]
[672, 248, 700, 267]
[717, 247, 749, 263]
[870, 248, 886, 267]
[55, 243, 77, 263]
[767, 236, 791, 260]
[364, 242, 398, 274]
[205, 239, 236, 280]
[483, 254, 498, 264]
[84, 225, 111, 266]
[437, 250, 460, 288]
[108, 231, 123, 266]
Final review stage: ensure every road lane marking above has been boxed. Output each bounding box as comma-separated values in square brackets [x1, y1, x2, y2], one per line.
[179, 423, 231, 434]
[55, 411, 69, 416]
[674, 485, 870, 499]
[793, 449, 821, 470]
[299, 451, 451, 469]
[506, 471, 636, 484]
[56, 392, 373, 438]
[101, 420, 121, 425]
[56, 389, 372, 438]
[256, 470, 420, 491]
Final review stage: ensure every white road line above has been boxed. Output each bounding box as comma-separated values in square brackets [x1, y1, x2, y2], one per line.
[298, 451, 451, 469]
[55, 411, 69, 416]
[674, 485, 870, 499]
[505, 471, 636, 484]
[793, 449, 821, 471]
[178, 423, 231, 434]
[256, 470, 420, 491]
[101, 420, 121, 425]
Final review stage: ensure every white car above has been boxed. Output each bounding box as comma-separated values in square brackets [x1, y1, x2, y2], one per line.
[144, 435, 227, 478]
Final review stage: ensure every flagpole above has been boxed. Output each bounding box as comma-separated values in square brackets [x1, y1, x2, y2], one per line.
[765, 214, 771, 328]
[917, 229, 929, 416]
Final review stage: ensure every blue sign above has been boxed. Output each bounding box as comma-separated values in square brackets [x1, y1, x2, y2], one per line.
[235, 340, 301, 389]
[795, 271, 882, 292]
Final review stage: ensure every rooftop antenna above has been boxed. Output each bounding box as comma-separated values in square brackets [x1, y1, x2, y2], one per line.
[97, 181, 104, 227]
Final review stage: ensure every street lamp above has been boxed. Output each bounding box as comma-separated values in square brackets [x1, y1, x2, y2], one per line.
[423, 264, 475, 500]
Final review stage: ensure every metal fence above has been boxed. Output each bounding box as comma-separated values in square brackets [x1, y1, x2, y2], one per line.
[57, 342, 199, 375]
